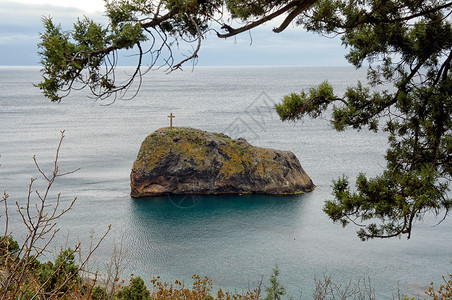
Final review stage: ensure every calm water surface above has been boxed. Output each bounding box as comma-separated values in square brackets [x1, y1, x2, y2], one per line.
[0, 66, 450, 298]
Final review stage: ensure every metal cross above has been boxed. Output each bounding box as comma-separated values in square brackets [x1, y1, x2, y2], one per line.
[168, 113, 175, 128]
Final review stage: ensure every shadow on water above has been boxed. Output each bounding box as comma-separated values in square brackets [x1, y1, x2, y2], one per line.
[124, 194, 308, 288]
[131, 193, 305, 214]
[128, 194, 306, 238]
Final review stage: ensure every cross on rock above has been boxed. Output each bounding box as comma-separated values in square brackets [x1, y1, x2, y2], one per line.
[168, 113, 175, 128]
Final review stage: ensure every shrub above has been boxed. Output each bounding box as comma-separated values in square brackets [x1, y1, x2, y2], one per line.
[0, 236, 19, 256]
[37, 248, 80, 293]
[264, 266, 286, 300]
[117, 276, 151, 300]
[0, 235, 20, 265]
[91, 285, 107, 300]
[0, 131, 109, 299]
[426, 271, 452, 300]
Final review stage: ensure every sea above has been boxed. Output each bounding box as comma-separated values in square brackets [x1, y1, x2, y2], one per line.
[0, 66, 451, 298]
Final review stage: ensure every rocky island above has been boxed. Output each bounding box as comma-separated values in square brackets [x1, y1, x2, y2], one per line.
[130, 127, 314, 197]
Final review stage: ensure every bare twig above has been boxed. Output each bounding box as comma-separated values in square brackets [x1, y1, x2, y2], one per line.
[0, 131, 109, 299]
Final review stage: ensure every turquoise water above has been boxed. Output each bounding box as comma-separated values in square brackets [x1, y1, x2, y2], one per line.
[0, 66, 450, 298]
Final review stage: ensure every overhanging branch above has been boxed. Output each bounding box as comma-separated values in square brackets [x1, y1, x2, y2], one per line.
[273, 0, 317, 33]
[217, 0, 302, 38]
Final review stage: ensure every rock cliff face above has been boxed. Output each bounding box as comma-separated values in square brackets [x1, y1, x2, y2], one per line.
[130, 127, 314, 197]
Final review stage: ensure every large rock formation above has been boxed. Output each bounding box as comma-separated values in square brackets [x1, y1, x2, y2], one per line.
[130, 127, 314, 197]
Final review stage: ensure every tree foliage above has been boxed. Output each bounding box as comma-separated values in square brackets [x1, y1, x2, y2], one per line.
[37, 0, 452, 239]
[37, 248, 80, 294]
[116, 276, 151, 299]
[264, 266, 286, 300]
[275, 0, 452, 240]
[35, 0, 342, 102]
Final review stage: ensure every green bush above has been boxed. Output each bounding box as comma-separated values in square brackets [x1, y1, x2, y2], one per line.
[116, 276, 151, 300]
[91, 285, 107, 300]
[0, 236, 19, 257]
[264, 266, 286, 300]
[37, 248, 79, 293]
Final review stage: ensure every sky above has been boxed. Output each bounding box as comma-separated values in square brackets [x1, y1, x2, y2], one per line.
[0, 0, 350, 66]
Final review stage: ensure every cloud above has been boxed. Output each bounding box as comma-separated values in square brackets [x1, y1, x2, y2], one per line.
[197, 26, 348, 66]
[12, 0, 105, 13]
[205, 29, 344, 50]
[0, 1, 106, 30]
[0, 1, 349, 66]
[0, 1, 107, 65]
[0, 33, 38, 45]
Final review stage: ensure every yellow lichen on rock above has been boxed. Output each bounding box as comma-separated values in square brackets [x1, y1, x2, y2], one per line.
[218, 142, 250, 178]
[133, 134, 170, 171]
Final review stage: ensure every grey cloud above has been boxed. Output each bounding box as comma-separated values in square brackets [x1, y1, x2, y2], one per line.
[0, 33, 38, 45]
[0, 1, 107, 65]
[0, 1, 105, 29]
[0, 1, 348, 66]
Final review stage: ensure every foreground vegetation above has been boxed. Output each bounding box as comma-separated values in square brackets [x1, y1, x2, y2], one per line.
[1, 233, 451, 299]
[1, 132, 451, 299]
